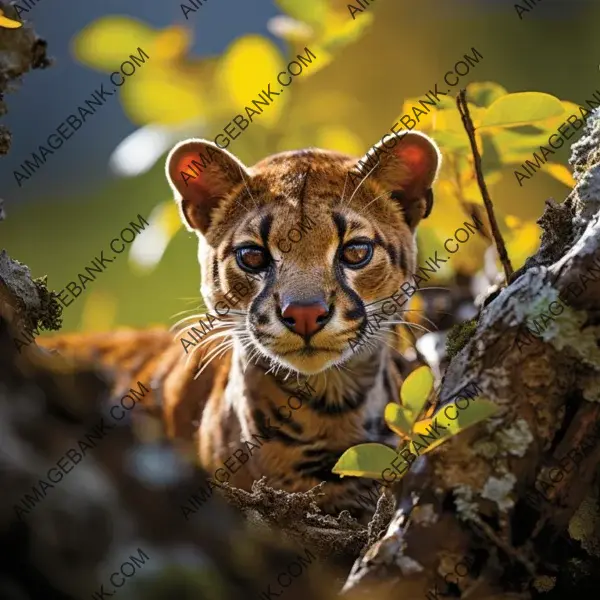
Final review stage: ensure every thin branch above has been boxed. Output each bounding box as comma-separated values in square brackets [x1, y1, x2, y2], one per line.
[456, 90, 514, 283]
[449, 154, 491, 242]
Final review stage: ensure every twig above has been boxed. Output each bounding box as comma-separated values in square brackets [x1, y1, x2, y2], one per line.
[472, 516, 536, 576]
[449, 155, 491, 242]
[456, 90, 513, 283]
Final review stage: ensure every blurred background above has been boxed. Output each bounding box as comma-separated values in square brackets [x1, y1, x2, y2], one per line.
[1, 0, 597, 338]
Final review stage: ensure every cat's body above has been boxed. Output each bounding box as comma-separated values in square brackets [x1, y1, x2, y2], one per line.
[41, 132, 441, 519]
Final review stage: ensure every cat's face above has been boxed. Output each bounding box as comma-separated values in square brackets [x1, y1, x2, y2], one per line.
[166, 134, 440, 375]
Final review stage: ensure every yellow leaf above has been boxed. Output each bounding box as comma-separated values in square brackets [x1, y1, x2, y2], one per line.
[275, 0, 328, 28]
[0, 9, 22, 28]
[479, 92, 566, 129]
[317, 125, 364, 156]
[400, 365, 434, 424]
[321, 10, 374, 51]
[504, 220, 541, 271]
[72, 16, 156, 71]
[332, 443, 399, 479]
[217, 35, 286, 128]
[120, 68, 207, 125]
[384, 403, 414, 438]
[412, 417, 433, 437]
[467, 81, 508, 107]
[153, 25, 193, 62]
[543, 163, 575, 188]
[443, 398, 499, 435]
[531, 100, 583, 131]
[418, 398, 499, 456]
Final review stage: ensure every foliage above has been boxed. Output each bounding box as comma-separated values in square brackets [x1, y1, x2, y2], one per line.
[68, 0, 583, 329]
[407, 83, 577, 275]
[331, 366, 499, 481]
[0, 8, 22, 28]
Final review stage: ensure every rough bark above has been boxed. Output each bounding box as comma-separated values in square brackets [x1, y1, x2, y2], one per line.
[341, 114, 600, 598]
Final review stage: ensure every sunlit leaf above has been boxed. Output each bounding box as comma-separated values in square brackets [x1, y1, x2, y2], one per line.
[0, 9, 22, 28]
[153, 25, 193, 61]
[543, 163, 575, 188]
[467, 82, 508, 108]
[317, 125, 364, 155]
[504, 220, 541, 271]
[486, 128, 556, 163]
[461, 170, 503, 205]
[418, 398, 499, 456]
[120, 69, 207, 125]
[532, 100, 583, 131]
[384, 403, 414, 438]
[444, 398, 499, 434]
[217, 35, 286, 128]
[72, 16, 156, 71]
[412, 417, 433, 437]
[479, 92, 566, 129]
[275, 0, 329, 27]
[332, 443, 398, 479]
[321, 10, 374, 52]
[400, 365, 434, 424]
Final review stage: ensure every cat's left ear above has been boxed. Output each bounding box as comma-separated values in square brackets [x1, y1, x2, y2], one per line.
[362, 131, 441, 230]
[166, 138, 248, 234]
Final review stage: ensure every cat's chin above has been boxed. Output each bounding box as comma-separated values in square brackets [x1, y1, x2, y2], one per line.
[254, 346, 341, 376]
[278, 352, 341, 375]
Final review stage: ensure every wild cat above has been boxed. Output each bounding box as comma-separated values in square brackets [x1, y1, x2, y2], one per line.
[42, 131, 441, 518]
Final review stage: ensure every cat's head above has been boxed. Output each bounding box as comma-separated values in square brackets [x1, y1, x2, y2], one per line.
[166, 133, 441, 375]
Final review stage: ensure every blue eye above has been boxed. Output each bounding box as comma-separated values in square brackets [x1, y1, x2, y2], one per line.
[235, 246, 270, 272]
[340, 241, 373, 268]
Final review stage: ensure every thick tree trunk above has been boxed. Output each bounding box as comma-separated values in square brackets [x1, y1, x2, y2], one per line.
[341, 114, 600, 598]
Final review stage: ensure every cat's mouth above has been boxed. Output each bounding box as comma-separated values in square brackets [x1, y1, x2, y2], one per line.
[251, 338, 355, 375]
[279, 346, 339, 356]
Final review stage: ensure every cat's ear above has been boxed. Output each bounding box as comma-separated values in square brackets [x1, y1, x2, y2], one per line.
[357, 131, 441, 230]
[166, 138, 248, 234]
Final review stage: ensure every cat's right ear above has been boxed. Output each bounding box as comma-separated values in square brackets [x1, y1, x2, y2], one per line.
[166, 138, 248, 234]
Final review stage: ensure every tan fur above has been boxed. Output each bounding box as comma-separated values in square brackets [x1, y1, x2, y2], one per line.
[42, 133, 441, 519]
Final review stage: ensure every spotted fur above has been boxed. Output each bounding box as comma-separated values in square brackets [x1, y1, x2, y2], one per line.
[41, 133, 441, 519]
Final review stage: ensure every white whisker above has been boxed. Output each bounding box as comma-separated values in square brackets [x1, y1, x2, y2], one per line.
[339, 170, 350, 204]
[357, 190, 391, 215]
[345, 160, 380, 208]
[193, 341, 234, 379]
[238, 164, 259, 210]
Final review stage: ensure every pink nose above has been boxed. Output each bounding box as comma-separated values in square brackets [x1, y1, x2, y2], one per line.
[280, 301, 330, 337]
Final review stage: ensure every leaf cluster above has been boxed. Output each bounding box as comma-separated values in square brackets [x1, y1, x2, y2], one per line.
[331, 366, 498, 481]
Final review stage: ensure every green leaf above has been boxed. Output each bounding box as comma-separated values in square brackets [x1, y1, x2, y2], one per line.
[275, 0, 328, 27]
[444, 397, 499, 435]
[479, 92, 566, 129]
[418, 398, 499, 456]
[331, 443, 398, 479]
[543, 163, 575, 188]
[400, 365, 434, 425]
[73, 16, 156, 72]
[384, 403, 414, 437]
[467, 82, 508, 108]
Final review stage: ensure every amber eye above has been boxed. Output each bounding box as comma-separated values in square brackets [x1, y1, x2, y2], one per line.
[235, 246, 270, 272]
[340, 241, 373, 268]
